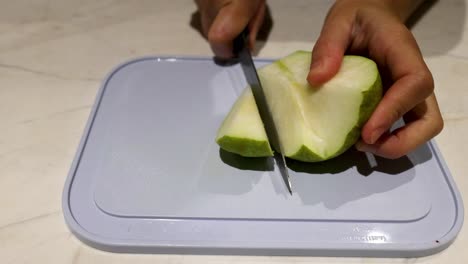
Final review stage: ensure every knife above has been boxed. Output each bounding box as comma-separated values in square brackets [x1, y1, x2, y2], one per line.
[233, 30, 293, 195]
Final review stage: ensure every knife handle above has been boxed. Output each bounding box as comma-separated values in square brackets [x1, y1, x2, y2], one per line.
[233, 28, 249, 56]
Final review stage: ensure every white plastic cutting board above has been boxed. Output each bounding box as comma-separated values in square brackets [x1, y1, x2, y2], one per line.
[63, 56, 463, 257]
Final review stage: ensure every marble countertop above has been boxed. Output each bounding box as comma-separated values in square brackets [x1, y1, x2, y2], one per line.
[1, 0, 467, 263]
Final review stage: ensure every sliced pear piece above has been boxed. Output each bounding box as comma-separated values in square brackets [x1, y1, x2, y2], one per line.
[216, 88, 274, 157]
[216, 51, 382, 162]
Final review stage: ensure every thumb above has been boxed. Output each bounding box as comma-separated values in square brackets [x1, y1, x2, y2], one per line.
[307, 14, 352, 86]
[208, 1, 261, 59]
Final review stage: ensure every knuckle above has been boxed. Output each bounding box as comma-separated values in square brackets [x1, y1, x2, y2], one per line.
[207, 29, 226, 45]
[433, 115, 444, 136]
[414, 70, 435, 95]
[392, 106, 405, 123]
[386, 94, 406, 123]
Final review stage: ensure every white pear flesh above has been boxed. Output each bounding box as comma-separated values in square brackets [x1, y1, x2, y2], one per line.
[216, 51, 382, 162]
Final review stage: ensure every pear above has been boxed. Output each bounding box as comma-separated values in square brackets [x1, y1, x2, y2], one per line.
[216, 51, 382, 162]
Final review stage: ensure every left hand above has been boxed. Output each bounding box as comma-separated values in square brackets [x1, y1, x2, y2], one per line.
[308, 0, 443, 159]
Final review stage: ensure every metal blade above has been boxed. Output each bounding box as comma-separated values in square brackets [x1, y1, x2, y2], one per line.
[275, 152, 292, 195]
[233, 30, 292, 195]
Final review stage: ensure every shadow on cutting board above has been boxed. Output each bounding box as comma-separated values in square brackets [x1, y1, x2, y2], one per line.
[288, 144, 433, 209]
[218, 142, 433, 209]
[219, 149, 274, 172]
[196, 146, 273, 196]
[287, 146, 426, 176]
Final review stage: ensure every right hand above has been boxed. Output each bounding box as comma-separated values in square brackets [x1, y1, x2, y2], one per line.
[195, 0, 266, 59]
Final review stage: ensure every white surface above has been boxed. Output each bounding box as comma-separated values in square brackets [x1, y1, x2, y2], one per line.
[85, 58, 430, 223]
[0, 0, 467, 263]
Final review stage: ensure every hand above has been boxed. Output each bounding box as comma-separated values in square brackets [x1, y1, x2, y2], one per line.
[308, 0, 443, 159]
[194, 0, 266, 59]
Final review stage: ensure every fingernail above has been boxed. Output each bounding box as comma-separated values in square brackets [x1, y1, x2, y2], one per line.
[212, 43, 232, 59]
[307, 60, 323, 86]
[249, 32, 257, 51]
[209, 24, 233, 59]
[355, 141, 376, 154]
[369, 128, 385, 144]
[310, 59, 322, 69]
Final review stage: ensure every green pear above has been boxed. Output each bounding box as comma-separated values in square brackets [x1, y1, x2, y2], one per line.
[216, 51, 382, 162]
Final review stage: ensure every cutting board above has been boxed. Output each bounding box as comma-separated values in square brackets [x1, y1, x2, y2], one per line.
[62, 56, 463, 257]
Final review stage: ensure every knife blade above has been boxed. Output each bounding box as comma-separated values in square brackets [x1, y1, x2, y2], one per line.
[233, 30, 292, 195]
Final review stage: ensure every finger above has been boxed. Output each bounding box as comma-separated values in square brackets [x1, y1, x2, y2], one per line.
[208, 0, 261, 59]
[362, 71, 434, 144]
[356, 94, 443, 159]
[247, 1, 266, 50]
[307, 8, 353, 86]
[362, 30, 434, 144]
